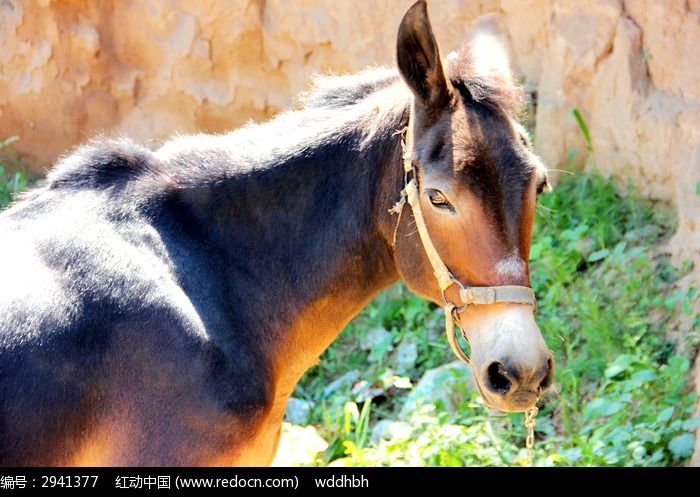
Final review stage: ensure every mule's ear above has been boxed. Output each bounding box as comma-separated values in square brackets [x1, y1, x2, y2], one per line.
[397, 1, 450, 116]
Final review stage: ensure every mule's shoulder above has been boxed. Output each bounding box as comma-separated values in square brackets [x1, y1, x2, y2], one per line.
[46, 138, 158, 191]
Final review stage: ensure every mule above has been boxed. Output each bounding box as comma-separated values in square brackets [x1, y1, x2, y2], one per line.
[0, 1, 552, 466]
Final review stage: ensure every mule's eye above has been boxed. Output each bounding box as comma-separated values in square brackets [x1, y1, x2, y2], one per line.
[427, 189, 453, 210]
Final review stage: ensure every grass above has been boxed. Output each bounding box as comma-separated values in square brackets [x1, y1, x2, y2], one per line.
[0, 136, 30, 209]
[294, 171, 699, 467]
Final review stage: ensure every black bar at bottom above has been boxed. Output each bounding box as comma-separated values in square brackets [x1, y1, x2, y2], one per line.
[0, 467, 692, 494]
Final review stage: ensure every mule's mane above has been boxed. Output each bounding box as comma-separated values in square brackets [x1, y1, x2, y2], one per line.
[300, 58, 523, 116]
[37, 68, 409, 202]
[299, 67, 401, 109]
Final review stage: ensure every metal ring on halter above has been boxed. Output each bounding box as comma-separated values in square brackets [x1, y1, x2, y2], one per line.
[440, 275, 468, 314]
[441, 289, 466, 315]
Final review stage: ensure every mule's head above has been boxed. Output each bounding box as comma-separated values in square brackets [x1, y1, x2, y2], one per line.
[393, 1, 553, 412]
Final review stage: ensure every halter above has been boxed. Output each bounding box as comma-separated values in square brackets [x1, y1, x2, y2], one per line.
[391, 124, 538, 366]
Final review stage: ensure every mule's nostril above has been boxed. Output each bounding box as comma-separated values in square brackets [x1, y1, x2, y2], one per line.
[487, 361, 512, 394]
[537, 356, 554, 393]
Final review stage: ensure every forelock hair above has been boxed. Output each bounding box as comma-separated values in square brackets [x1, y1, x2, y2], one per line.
[447, 46, 525, 118]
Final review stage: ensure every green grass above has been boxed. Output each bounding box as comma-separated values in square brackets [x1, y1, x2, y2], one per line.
[295, 172, 699, 467]
[0, 136, 30, 209]
[572, 109, 593, 152]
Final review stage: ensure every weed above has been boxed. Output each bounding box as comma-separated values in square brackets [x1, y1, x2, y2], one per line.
[572, 109, 593, 153]
[0, 136, 30, 209]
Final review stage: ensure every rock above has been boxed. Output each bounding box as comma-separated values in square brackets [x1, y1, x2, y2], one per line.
[371, 419, 412, 444]
[400, 361, 476, 419]
[284, 397, 312, 425]
[360, 327, 393, 364]
[392, 337, 418, 372]
[271, 422, 328, 467]
[359, 327, 391, 351]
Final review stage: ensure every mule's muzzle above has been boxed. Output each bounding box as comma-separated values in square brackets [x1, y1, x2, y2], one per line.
[479, 351, 554, 412]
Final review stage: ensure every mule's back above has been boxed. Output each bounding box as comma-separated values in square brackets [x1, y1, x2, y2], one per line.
[0, 139, 168, 343]
[0, 140, 234, 465]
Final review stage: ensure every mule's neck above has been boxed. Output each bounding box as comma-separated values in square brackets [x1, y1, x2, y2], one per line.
[168, 79, 411, 382]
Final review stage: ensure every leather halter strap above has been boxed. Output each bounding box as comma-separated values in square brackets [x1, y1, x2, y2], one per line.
[392, 123, 537, 365]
